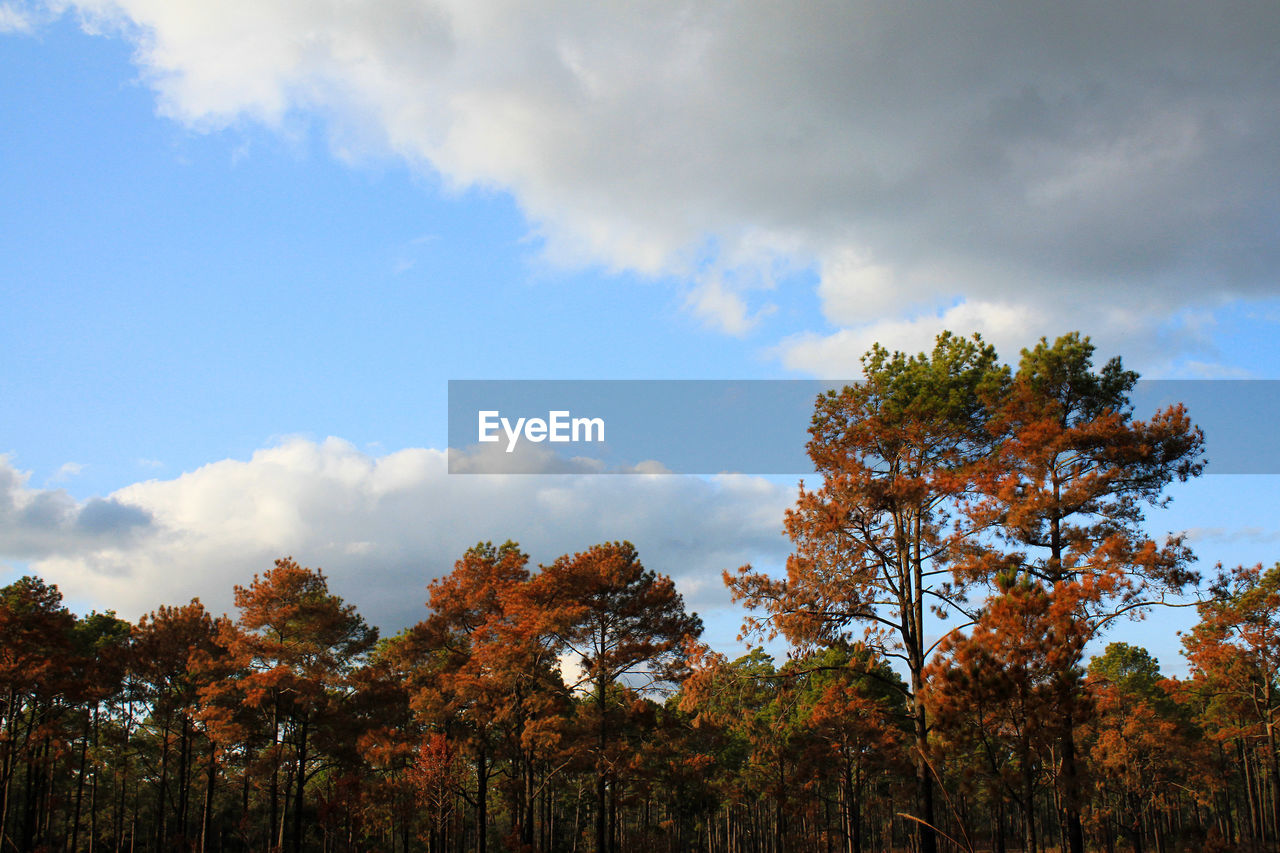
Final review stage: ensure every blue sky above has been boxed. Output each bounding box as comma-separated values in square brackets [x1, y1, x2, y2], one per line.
[2, 2, 1279, 671]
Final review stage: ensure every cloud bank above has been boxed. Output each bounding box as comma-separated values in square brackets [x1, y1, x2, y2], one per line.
[6, 439, 793, 634]
[21, 1, 1280, 367]
[0, 457, 152, 558]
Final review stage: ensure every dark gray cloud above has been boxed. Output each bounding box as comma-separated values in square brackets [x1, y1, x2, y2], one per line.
[0, 459, 153, 557]
[75, 497, 152, 535]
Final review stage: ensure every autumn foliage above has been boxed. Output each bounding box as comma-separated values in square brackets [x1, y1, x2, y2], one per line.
[1, 330, 1273, 853]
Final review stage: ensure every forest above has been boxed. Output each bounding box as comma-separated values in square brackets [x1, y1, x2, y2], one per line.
[2, 332, 1277, 853]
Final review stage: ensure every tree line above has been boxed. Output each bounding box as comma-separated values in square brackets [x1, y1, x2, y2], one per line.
[1, 332, 1275, 852]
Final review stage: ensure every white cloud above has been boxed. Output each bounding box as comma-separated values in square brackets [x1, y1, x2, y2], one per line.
[0, 2, 34, 32]
[1176, 361, 1255, 380]
[778, 285, 1235, 378]
[816, 250, 902, 326]
[778, 298, 1050, 378]
[685, 274, 757, 337]
[1184, 526, 1280, 546]
[13, 438, 794, 632]
[20, 1, 1280, 366]
[51, 461, 85, 482]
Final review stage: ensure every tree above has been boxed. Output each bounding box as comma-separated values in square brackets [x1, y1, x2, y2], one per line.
[679, 643, 909, 853]
[965, 332, 1204, 853]
[0, 576, 77, 851]
[681, 648, 807, 852]
[728, 331, 1007, 853]
[183, 609, 240, 853]
[928, 576, 1097, 853]
[1183, 563, 1280, 843]
[536, 541, 702, 853]
[1085, 644, 1202, 853]
[66, 609, 131, 852]
[406, 540, 569, 853]
[132, 599, 225, 848]
[226, 558, 377, 853]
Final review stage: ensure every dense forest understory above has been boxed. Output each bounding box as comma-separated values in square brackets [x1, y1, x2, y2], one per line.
[4, 333, 1277, 853]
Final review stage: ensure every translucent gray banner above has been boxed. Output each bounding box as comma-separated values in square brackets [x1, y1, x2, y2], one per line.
[447, 380, 1276, 475]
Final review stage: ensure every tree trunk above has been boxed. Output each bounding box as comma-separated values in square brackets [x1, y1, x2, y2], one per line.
[1265, 713, 1280, 843]
[0, 688, 16, 852]
[596, 678, 608, 853]
[1060, 716, 1085, 853]
[114, 733, 130, 853]
[911, 681, 937, 853]
[276, 764, 290, 852]
[1243, 739, 1262, 840]
[178, 714, 192, 844]
[156, 714, 172, 849]
[608, 777, 618, 853]
[293, 714, 308, 853]
[270, 696, 281, 853]
[241, 754, 251, 848]
[72, 710, 91, 853]
[993, 797, 1005, 853]
[1021, 724, 1037, 853]
[21, 710, 40, 851]
[910, 517, 938, 853]
[200, 741, 217, 853]
[476, 744, 487, 853]
[521, 758, 535, 847]
[90, 703, 100, 853]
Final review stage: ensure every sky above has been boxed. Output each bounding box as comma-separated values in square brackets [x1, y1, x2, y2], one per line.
[2, 1, 1279, 671]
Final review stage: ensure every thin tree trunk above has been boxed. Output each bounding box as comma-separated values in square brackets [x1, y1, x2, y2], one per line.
[910, 515, 937, 853]
[596, 677, 608, 853]
[156, 714, 172, 849]
[0, 688, 17, 851]
[293, 715, 308, 853]
[270, 696, 281, 853]
[88, 703, 103, 853]
[1060, 717, 1085, 853]
[571, 782, 582, 853]
[241, 752, 252, 851]
[276, 763, 291, 853]
[38, 733, 54, 847]
[994, 797, 1005, 853]
[1243, 739, 1262, 840]
[178, 714, 192, 844]
[609, 777, 619, 853]
[1022, 730, 1037, 853]
[911, 682, 936, 853]
[20, 710, 40, 851]
[522, 758, 535, 847]
[476, 743, 487, 853]
[71, 708, 92, 853]
[200, 740, 217, 853]
[114, 734, 130, 853]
